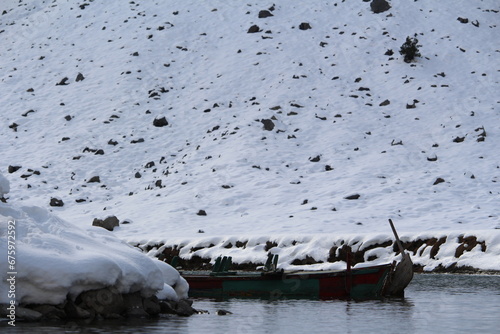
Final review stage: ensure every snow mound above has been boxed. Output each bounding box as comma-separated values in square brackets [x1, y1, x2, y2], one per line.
[0, 172, 188, 305]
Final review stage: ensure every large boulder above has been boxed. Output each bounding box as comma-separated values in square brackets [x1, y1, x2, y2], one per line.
[370, 0, 391, 13]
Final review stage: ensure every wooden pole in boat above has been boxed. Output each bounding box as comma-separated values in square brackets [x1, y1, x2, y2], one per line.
[386, 219, 414, 296]
[389, 219, 405, 255]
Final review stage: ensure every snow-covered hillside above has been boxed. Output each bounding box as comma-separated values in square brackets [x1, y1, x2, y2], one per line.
[1, 1, 499, 269]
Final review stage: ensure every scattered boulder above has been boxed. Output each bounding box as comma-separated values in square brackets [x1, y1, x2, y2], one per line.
[379, 99, 391, 106]
[197, 210, 207, 216]
[309, 155, 321, 162]
[427, 154, 438, 162]
[475, 126, 486, 142]
[433, 178, 445, 185]
[22, 109, 36, 117]
[406, 99, 418, 109]
[9, 123, 18, 131]
[75, 73, 85, 82]
[56, 77, 69, 86]
[92, 216, 119, 231]
[457, 17, 469, 24]
[87, 176, 100, 183]
[298, 22, 312, 30]
[344, 194, 361, 200]
[370, 0, 391, 14]
[247, 25, 261, 33]
[258, 10, 273, 18]
[261, 119, 275, 131]
[131, 138, 145, 144]
[50, 197, 64, 207]
[8, 165, 22, 173]
[153, 116, 169, 127]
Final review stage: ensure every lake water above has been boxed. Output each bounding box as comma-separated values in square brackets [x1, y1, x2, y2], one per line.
[2, 274, 499, 333]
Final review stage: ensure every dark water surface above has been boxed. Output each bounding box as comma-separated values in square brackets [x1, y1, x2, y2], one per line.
[2, 274, 499, 333]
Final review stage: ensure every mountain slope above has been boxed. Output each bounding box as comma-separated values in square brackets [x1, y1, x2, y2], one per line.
[1, 0, 499, 241]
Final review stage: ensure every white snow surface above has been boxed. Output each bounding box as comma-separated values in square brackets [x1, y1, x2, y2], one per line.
[0, 0, 499, 274]
[0, 174, 188, 305]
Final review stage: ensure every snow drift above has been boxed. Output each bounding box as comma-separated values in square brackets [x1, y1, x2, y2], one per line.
[0, 172, 188, 306]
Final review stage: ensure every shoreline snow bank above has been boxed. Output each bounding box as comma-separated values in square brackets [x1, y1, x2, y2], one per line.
[132, 230, 500, 273]
[0, 172, 188, 307]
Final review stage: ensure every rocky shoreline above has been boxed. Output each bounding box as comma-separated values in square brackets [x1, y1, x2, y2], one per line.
[133, 232, 500, 274]
[1, 287, 197, 323]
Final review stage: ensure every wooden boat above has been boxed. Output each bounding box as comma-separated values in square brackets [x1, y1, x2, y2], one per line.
[181, 220, 413, 300]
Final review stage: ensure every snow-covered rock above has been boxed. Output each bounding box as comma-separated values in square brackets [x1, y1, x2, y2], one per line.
[0, 171, 187, 307]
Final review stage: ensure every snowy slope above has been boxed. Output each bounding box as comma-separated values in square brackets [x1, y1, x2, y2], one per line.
[1, 0, 499, 250]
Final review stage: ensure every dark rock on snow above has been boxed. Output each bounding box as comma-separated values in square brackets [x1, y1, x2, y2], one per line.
[379, 99, 391, 106]
[344, 194, 361, 200]
[50, 197, 64, 207]
[8, 165, 22, 173]
[258, 10, 273, 18]
[87, 176, 100, 183]
[247, 25, 261, 33]
[153, 116, 169, 127]
[433, 178, 445, 185]
[298, 22, 312, 30]
[9, 123, 18, 131]
[56, 77, 69, 86]
[75, 72, 85, 82]
[92, 215, 120, 231]
[370, 0, 391, 14]
[261, 119, 275, 131]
